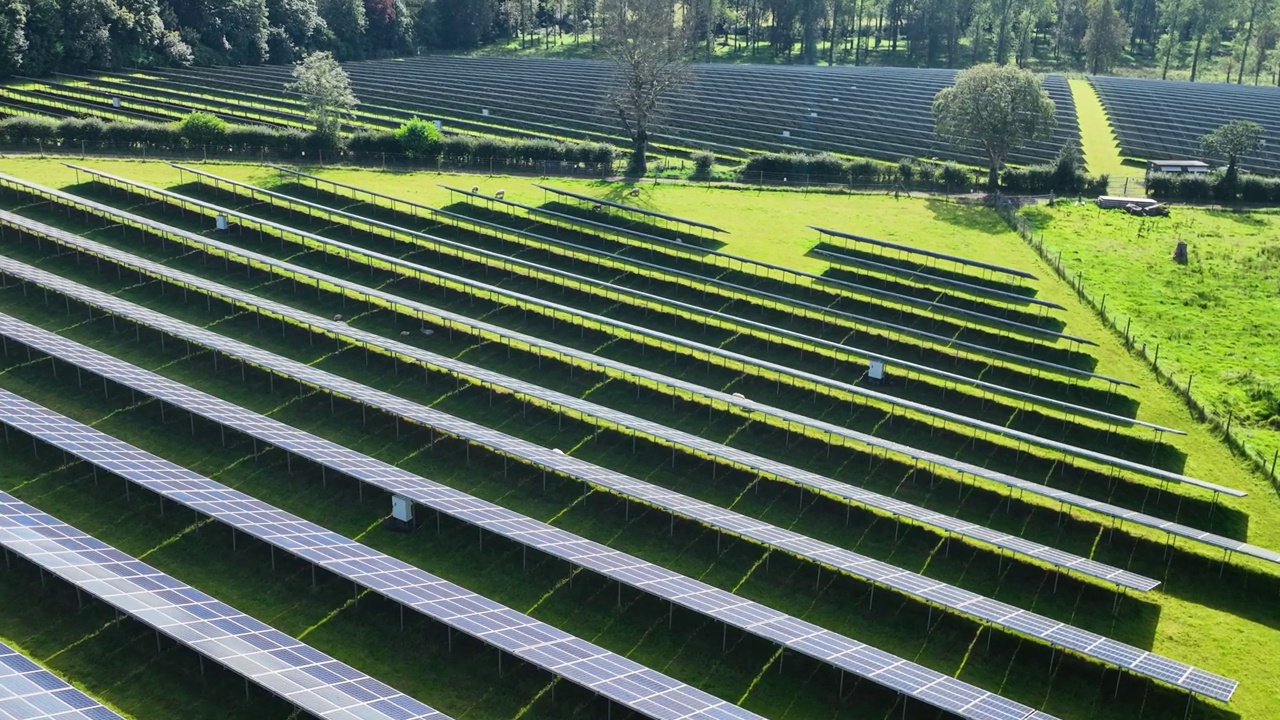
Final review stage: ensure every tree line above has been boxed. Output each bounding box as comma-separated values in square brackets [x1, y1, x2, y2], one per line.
[0, 0, 1274, 80]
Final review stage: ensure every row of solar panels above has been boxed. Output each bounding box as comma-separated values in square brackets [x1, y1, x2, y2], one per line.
[0, 178, 1249, 702]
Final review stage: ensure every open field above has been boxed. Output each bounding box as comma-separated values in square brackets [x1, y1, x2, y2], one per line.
[1019, 200, 1280, 469]
[0, 157, 1277, 720]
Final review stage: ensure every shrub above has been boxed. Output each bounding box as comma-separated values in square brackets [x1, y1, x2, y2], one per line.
[897, 158, 916, 183]
[938, 162, 969, 190]
[224, 125, 284, 151]
[741, 152, 847, 181]
[1239, 175, 1280, 203]
[178, 112, 227, 147]
[1146, 172, 1214, 201]
[691, 150, 714, 178]
[847, 159, 882, 182]
[394, 117, 443, 159]
[0, 116, 57, 144]
[347, 129, 399, 154]
[55, 118, 105, 145]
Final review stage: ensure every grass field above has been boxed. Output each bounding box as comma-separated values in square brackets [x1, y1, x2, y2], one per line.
[1019, 200, 1280, 470]
[0, 157, 1278, 720]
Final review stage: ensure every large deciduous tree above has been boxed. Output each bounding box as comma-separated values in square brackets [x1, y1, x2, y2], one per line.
[1200, 119, 1265, 187]
[599, 0, 689, 175]
[286, 50, 358, 140]
[1084, 0, 1128, 72]
[932, 62, 1056, 190]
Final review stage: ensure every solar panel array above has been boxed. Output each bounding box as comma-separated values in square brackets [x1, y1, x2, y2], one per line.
[279, 166, 1167, 432]
[17, 176, 1253, 575]
[0, 489, 450, 720]
[167, 163, 1118, 383]
[83, 166, 1225, 497]
[0, 314, 1072, 720]
[810, 227, 1039, 280]
[0, 241, 1244, 704]
[0, 171, 1196, 545]
[531, 183, 727, 234]
[0, 201, 1157, 589]
[0, 388, 761, 720]
[0, 641, 126, 720]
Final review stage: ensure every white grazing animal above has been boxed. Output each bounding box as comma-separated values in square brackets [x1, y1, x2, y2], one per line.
[399, 331, 410, 337]
[471, 185, 479, 193]
[731, 392, 745, 399]
[627, 187, 641, 197]
[420, 328, 435, 336]
[552, 448, 564, 455]
[495, 189, 506, 199]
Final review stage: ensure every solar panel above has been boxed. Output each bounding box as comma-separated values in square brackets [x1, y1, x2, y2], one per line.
[0, 640, 126, 720]
[810, 226, 1039, 280]
[0, 324, 1044, 717]
[270, 166, 1171, 435]
[0, 195, 1165, 589]
[0, 492, 450, 720]
[0, 252, 1243, 704]
[531, 183, 728, 234]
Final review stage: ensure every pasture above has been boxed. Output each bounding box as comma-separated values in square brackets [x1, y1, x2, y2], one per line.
[0, 157, 1275, 720]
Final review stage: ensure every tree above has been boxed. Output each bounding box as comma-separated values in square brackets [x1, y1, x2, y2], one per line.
[1200, 119, 1265, 187]
[932, 62, 1056, 190]
[286, 51, 358, 139]
[395, 116, 442, 157]
[178, 111, 228, 146]
[1084, 0, 1128, 72]
[599, 0, 689, 175]
[0, 0, 28, 77]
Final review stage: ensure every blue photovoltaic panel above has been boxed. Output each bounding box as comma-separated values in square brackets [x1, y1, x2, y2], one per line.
[0, 492, 448, 720]
[0, 247, 1240, 704]
[0, 640, 126, 720]
[810, 226, 1039, 280]
[0, 388, 762, 720]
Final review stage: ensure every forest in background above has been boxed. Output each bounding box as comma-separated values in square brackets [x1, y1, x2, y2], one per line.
[0, 0, 1276, 84]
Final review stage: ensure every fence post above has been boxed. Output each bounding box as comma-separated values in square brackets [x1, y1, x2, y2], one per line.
[1186, 373, 1193, 397]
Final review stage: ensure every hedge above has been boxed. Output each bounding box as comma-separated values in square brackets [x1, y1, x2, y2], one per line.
[1147, 171, 1280, 203]
[0, 115, 619, 169]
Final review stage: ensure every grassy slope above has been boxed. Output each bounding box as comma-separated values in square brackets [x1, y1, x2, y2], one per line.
[0, 157, 1278, 719]
[1068, 78, 1144, 193]
[1019, 200, 1280, 469]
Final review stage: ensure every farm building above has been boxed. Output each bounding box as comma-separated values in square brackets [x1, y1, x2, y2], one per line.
[1146, 159, 1211, 175]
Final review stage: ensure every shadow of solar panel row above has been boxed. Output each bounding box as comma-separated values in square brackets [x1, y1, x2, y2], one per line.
[1089, 76, 1280, 174]
[15, 178, 1261, 579]
[149, 58, 1076, 167]
[269, 167, 1167, 436]
[0, 390, 761, 720]
[0, 203, 1163, 591]
[0, 313, 1067, 720]
[0, 640, 126, 720]
[809, 227, 1038, 281]
[0, 237, 1242, 705]
[61, 166, 1239, 502]
[0, 490, 449, 720]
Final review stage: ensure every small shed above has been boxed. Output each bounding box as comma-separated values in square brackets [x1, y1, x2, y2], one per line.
[1146, 160, 1211, 176]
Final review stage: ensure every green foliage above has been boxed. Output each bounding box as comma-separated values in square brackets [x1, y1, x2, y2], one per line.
[0, 115, 55, 143]
[286, 50, 358, 139]
[177, 112, 228, 146]
[394, 116, 442, 159]
[1200, 119, 1266, 187]
[691, 150, 714, 178]
[0, 0, 28, 77]
[933, 63, 1057, 190]
[54, 117, 105, 144]
[1084, 0, 1129, 73]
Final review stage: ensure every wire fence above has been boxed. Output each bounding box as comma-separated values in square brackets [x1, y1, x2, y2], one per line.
[999, 201, 1280, 497]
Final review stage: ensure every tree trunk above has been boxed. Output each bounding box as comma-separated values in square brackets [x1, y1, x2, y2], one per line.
[1237, 3, 1257, 83]
[1161, 35, 1174, 78]
[1189, 34, 1203, 81]
[630, 130, 649, 175]
[987, 161, 999, 191]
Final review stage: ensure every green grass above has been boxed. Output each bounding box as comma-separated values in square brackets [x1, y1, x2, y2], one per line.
[1018, 200, 1280, 472]
[1067, 78, 1146, 195]
[0, 157, 1279, 720]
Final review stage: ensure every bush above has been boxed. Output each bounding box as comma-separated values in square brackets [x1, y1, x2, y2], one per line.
[394, 117, 443, 159]
[1239, 175, 1280, 203]
[0, 116, 57, 144]
[1146, 172, 1214, 201]
[938, 162, 969, 190]
[347, 129, 399, 154]
[741, 152, 847, 181]
[691, 150, 715, 178]
[178, 112, 227, 147]
[55, 118, 105, 145]
[224, 125, 284, 151]
[897, 158, 916, 183]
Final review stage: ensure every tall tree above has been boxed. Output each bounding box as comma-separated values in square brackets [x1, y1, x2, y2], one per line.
[1236, 0, 1270, 82]
[932, 62, 1056, 189]
[0, 0, 27, 76]
[1200, 118, 1264, 186]
[1084, 0, 1128, 72]
[599, 0, 689, 174]
[267, 0, 327, 61]
[286, 50, 358, 139]
[319, 0, 367, 56]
